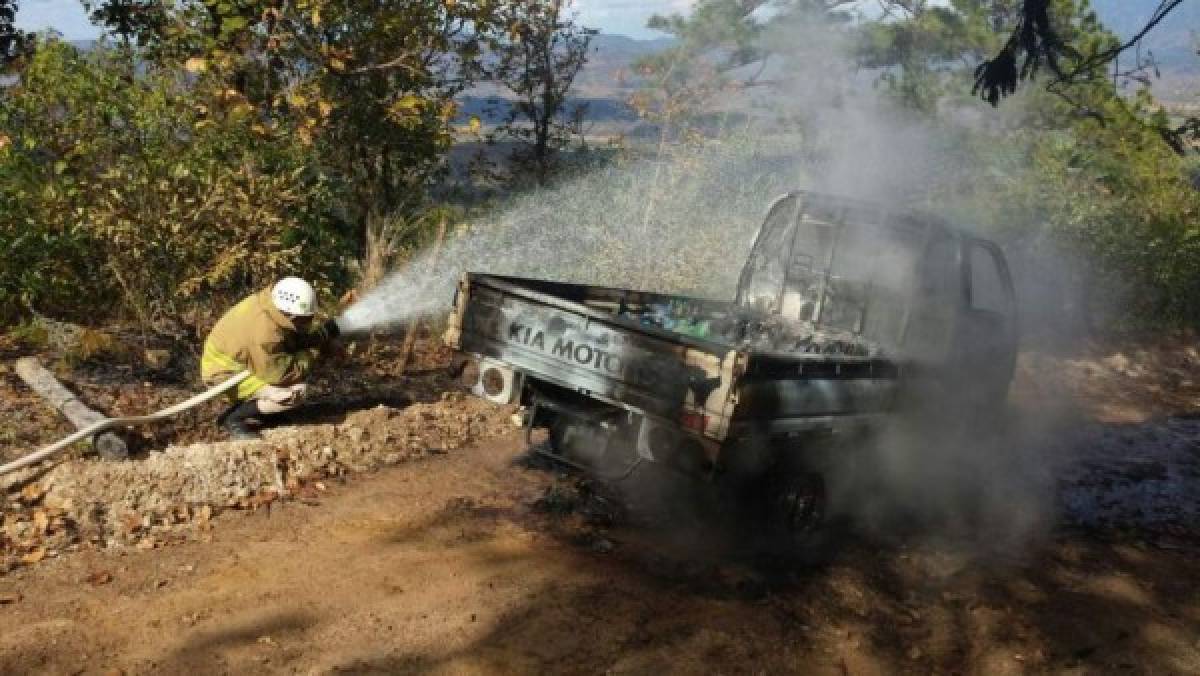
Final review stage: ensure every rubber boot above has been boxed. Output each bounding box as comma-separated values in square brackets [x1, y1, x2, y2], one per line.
[215, 401, 239, 429]
[222, 399, 263, 441]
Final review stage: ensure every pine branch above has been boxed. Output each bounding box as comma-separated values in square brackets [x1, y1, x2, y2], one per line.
[973, 0, 1184, 106]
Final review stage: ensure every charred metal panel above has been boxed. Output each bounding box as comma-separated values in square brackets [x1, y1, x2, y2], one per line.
[727, 413, 889, 439]
[442, 275, 471, 349]
[735, 350, 899, 424]
[732, 376, 897, 421]
[456, 275, 736, 437]
[452, 272, 904, 445]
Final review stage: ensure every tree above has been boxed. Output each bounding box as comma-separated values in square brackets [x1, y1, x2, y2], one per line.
[0, 40, 346, 326]
[631, 0, 766, 135]
[493, 0, 596, 183]
[0, 0, 30, 67]
[856, 1, 1016, 112]
[626, 1, 854, 230]
[293, 0, 506, 234]
[631, 0, 857, 136]
[853, 0, 1200, 327]
[73, 0, 509, 249]
[974, 0, 1186, 106]
[968, 0, 1200, 154]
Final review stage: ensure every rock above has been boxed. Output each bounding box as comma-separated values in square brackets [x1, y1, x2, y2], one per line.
[86, 570, 113, 586]
[143, 349, 172, 371]
[1102, 354, 1130, 373]
[1, 393, 514, 562]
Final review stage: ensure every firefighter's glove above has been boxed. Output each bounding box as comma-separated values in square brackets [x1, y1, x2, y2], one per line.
[320, 318, 341, 342]
[288, 319, 340, 351]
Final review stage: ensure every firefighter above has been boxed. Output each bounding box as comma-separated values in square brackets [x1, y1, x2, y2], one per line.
[201, 277, 341, 440]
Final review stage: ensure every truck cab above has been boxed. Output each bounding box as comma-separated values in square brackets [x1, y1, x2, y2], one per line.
[736, 192, 1018, 411]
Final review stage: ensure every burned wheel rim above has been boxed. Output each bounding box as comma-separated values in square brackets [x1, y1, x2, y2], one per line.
[773, 473, 826, 535]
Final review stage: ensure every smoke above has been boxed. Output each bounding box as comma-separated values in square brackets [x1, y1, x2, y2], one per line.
[336, 4, 1094, 555]
[745, 13, 1069, 551]
[822, 407, 1062, 555]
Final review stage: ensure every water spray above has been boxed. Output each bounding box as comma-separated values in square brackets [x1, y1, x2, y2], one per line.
[332, 141, 810, 337]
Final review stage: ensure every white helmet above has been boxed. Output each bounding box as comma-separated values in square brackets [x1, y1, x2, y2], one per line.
[272, 277, 317, 317]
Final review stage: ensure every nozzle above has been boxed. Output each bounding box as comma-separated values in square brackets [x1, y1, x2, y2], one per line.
[331, 316, 370, 338]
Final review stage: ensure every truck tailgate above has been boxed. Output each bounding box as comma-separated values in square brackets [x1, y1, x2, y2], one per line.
[444, 274, 742, 441]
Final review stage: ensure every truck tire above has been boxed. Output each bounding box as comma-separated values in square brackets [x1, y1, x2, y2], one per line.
[731, 471, 831, 561]
[769, 471, 826, 537]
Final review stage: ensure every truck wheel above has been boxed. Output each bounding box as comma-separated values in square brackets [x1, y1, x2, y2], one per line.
[770, 472, 826, 536]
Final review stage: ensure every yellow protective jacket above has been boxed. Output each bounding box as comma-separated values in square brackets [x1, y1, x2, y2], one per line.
[201, 288, 322, 401]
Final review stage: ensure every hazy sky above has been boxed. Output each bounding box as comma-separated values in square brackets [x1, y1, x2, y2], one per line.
[14, 0, 691, 41]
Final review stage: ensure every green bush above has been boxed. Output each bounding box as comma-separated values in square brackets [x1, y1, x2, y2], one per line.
[0, 40, 352, 328]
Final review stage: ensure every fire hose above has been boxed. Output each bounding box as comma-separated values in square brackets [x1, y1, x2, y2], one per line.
[0, 370, 251, 477]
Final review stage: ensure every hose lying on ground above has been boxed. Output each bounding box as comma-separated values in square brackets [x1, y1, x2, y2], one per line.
[0, 370, 251, 477]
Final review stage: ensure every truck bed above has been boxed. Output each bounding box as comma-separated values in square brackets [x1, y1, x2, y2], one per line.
[445, 274, 901, 445]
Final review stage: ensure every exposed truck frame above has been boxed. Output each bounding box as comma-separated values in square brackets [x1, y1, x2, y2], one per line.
[444, 190, 1017, 534]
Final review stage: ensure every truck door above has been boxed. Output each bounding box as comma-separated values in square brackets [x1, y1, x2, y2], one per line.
[958, 239, 1018, 404]
[901, 233, 961, 366]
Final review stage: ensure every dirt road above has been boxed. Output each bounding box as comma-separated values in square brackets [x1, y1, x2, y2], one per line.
[3, 339, 1200, 674]
[2, 422, 1200, 675]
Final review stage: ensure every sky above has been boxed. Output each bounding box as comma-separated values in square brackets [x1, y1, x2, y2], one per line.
[14, 0, 692, 41]
[14, 0, 1186, 45]
[575, 0, 692, 38]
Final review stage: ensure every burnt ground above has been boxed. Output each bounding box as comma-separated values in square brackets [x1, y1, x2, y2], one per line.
[0, 332, 1199, 674]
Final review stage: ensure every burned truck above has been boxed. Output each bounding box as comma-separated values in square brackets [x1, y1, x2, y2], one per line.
[444, 191, 1017, 534]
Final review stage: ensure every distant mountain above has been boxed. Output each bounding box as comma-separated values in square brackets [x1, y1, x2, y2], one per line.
[1091, 0, 1200, 71]
[589, 33, 675, 58]
[456, 33, 672, 128]
[575, 33, 674, 93]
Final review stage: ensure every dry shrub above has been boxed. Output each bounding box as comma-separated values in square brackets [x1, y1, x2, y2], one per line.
[350, 208, 453, 296]
[0, 42, 348, 332]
